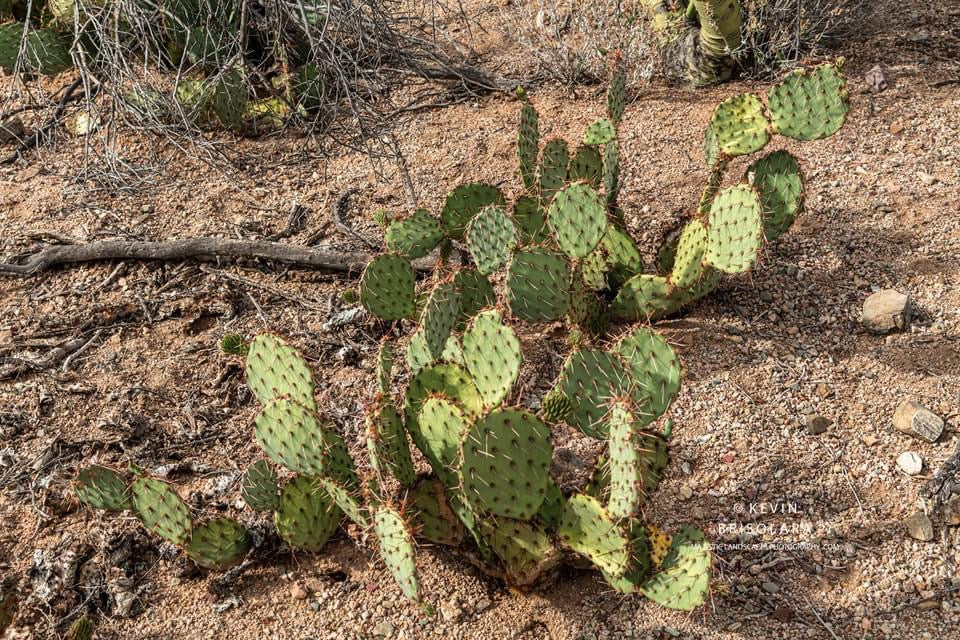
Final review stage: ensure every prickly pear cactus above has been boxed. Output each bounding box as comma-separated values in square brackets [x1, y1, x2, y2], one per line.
[374, 507, 422, 603]
[547, 183, 607, 259]
[558, 494, 630, 577]
[768, 62, 849, 141]
[366, 398, 416, 488]
[385, 208, 445, 259]
[75, 465, 131, 511]
[130, 476, 192, 546]
[240, 459, 279, 512]
[359, 255, 417, 321]
[507, 248, 571, 322]
[274, 476, 341, 552]
[461, 309, 522, 408]
[66, 615, 95, 640]
[245, 334, 316, 410]
[639, 526, 711, 610]
[186, 518, 251, 570]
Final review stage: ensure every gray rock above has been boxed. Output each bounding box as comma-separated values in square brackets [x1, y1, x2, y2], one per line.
[761, 581, 781, 594]
[439, 600, 464, 622]
[892, 400, 944, 442]
[905, 511, 934, 541]
[862, 289, 911, 334]
[474, 597, 492, 613]
[372, 621, 394, 637]
[896, 452, 923, 475]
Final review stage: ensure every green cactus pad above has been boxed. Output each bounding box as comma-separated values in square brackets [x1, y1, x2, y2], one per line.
[747, 150, 805, 241]
[607, 69, 626, 124]
[704, 93, 770, 167]
[704, 185, 764, 274]
[518, 101, 539, 190]
[601, 521, 652, 594]
[466, 205, 516, 275]
[418, 280, 460, 362]
[254, 398, 357, 486]
[558, 494, 630, 577]
[540, 386, 572, 424]
[585, 455, 610, 500]
[507, 249, 571, 322]
[535, 479, 565, 529]
[568, 270, 606, 334]
[582, 225, 644, 291]
[413, 396, 471, 481]
[604, 139, 620, 207]
[568, 145, 603, 187]
[441, 183, 506, 240]
[440, 334, 465, 366]
[374, 507, 422, 603]
[213, 66, 247, 131]
[366, 398, 416, 488]
[66, 615, 94, 640]
[240, 459, 279, 512]
[385, 208, 445, 259]
[453, 269, 497, 328]
[404, 365, 483, 459]
[75, 464, 130, 511]
[639, 526, 712, 610]
[610, 273, 684, 321]
[556, 349, 631, 438]
[768, 63, 849, 141]
[478, 518, 558, 586]
[669, 220, 708, 290]
[539, 138, 569, 203]
[616, 327, 682, 425]
[274, 475, 341, 552]
[408, 479, 465, 546]
[294, 64, 326, 111]
[130, 476, 192, 546]
[245, 334, 316, 411]
[405, 330, 433, 375]
[606, 402, 664, 519]
[377, 338, 394, 394]
[220, 333, 249, 357]
[186, 518, 251, 570]
[359, 255, 417, 320]
[459, 408, 552, 520]
[512, 196, 550, 245]
[317, 477, 367, 527]
[547, 183, 607, 259]
[462, 309, 522, 408]
[583, 118, 616, 145]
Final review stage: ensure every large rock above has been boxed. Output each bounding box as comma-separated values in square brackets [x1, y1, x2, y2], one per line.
[861, 289, 911, 334]
[896, 452, 923, 475]
[893, 400, 944, 442]
[904, 511, 934, 541]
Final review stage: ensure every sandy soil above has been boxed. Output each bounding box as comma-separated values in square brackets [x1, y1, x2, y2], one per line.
[1, 2, 959, 639]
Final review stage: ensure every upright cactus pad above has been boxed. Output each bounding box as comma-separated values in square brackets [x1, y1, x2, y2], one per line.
[404, 364, 483, 452]
[213, 66, 247, 131]
[748, 150, 805, 241]
[583, 118, 616, 145]
[130, 476, 192, 546]
[274, 475, 341, 552]
[453, 269, 496, 328]
[478, 518, 558, 586]
[606, 401, 645, 519]
[360, 255, 417, 320]
[518, 100, 539, 190]
[66, 616, 94, 640]
[459, 409, 553, 519]
[186, 518, 251, 570]
[558, 494, 630, 577]
[607, 68, 626, 124]
[441, 183, 505, 240]
[639, 526, 712, 611]
[539, 139, 569, 203]
[704, 93, 770, 167]
[540, 386, 572, 424]
[374, 507, 422, 603]
[240, 459, 279, 512]
[568, 145, 603, 187]
[582, 225, 644, 291]
[377, 338, 394, 394]
[604, 139, 620, 207]
[462, 309, 522, 408]
[408, 479, 465, 546]
[75, 465, 131, 511]
[704, 185, 764, 274]
[616, 327, 682, 425]
[466, 206, 516, 275]
[245, 334, 316, 410]
[601, 521, 652, 594]
[507, 248, 571, 322]
[556, 349, 631, 438]
[385, 209, 445, 259]
[254, 398, 356, 486]
[670, 220, 708, 290]
[512, 196, 550, 245]
[416, 280, 460, 363]
[547, 183, 607, 259]
[366, 399, 416, 488]
[768, 62, 849, 141]
[413, 396, 470, 480]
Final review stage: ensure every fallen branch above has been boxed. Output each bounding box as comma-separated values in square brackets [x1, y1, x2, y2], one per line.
[0, 237, 374, 276]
